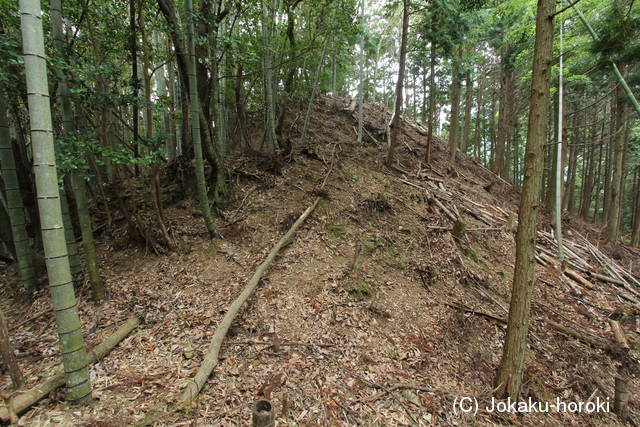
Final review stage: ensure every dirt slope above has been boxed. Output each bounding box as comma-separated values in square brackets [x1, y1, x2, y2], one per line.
[1, 94, 639, 425]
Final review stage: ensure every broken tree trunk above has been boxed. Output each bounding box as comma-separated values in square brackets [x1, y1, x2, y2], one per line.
[0, 316, 140, 421]
[0, 310, 23, 388]
[179, 197, 321, 404]
[609, 320, 631, 422]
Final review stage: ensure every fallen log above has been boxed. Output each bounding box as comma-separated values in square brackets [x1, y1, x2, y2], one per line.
[564, 269, 595, 290]
[0, 316, 140, 421]
[588, 272, 626, 286]
[546, 319, 608, 349]
[179, 197, 321, 405]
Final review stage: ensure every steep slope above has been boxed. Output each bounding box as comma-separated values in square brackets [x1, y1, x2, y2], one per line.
[0, 94, 638, 425]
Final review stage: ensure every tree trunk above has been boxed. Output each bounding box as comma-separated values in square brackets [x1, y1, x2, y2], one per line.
[603, 94, 616, 223]
[448, 57, 462, 162]
[487, 89, 497, 168]
[130, 0, 140, 175]
[357, 0, 366, 144]
[494, 0, 555, 399]
[299, 31, 331, 149]
[385, 0, 409, 166]
[186, 0, 217, 237]
[0, 310, 23, 388]
[261, 0, 278, 155]
[495, 61, 514, 178]
[608, 85, 627, 242]
[51, 0, 104, 300]
[0, 196, 16, 260]
[19, 0, 93, 403]
[473, 75, 484, 160]
[461, 73, 473, 156]
[165, 39, 178, 161]
[0, 95, 35, 293]
[631, 166, 640, 246]
[425, 40, 437, 165]
[235, 64, 250, 151]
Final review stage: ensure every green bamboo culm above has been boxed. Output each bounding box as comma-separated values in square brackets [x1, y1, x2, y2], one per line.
[0, 95, 36, 294]
[71, 173, 104, 299]
[185, 0, 218, 238]
[19, 0, 93, 404]
[51, 0, 104, 299]
[60, 188, 83, 284]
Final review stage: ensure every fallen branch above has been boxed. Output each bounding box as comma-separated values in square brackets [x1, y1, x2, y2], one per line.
[362, 127, 381, 147]
[444, 302, 506, 324]
[0, 316, 140, 421]
[427, 226, 502, 232]
[588, 272, 626, 286]
[179, 197, 322, 405]
[229, 340, 336, 348]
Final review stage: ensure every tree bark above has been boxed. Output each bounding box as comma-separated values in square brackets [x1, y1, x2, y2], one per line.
[494, 0, 555, 399]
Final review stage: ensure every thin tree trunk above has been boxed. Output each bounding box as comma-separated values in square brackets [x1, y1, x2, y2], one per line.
[494, 0, 555, 399]
[495, 61, 514, 178]
[425, 40, 436, 165]
[261, 0, 278, 156]
[385, 0, 409, 166]
[473, 75, 484, 160]
[0, 196, 16, 260]
[0, 310, 23, 389]
[19, 0, 93, 403]
[461, 73, 473, 156]
[357, 0, 366, 144]
[300, 32, 331, 149]
[631, 166, 640, 246]
[51, 0, 104, 300]
[448, 56, 462, 162]
[554, 22, 564, 258]
[130, 0, 140, 175]
[608, 85, 627, 242]
[186, 0, 217, 237]
[0, 96, 35, 293]
[234, 64, 250, 150]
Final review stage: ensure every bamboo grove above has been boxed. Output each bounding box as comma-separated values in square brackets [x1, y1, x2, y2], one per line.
[0, 0, 639, 415]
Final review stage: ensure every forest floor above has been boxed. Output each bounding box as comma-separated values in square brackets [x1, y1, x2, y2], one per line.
[1, 94, 639, 426]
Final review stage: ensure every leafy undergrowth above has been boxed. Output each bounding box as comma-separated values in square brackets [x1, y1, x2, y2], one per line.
[1, 94, 639, 425]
